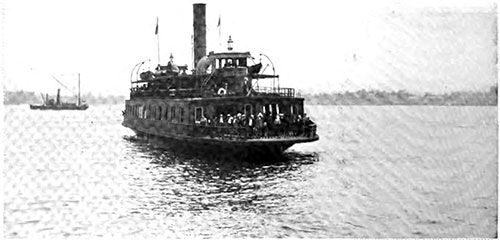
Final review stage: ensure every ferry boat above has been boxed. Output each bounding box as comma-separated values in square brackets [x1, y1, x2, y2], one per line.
[30, 73, 89, 110]
[122, 3, 318, 157]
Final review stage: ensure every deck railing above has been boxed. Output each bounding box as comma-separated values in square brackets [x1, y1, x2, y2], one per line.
[130, 86, 296, 98]
[190, 123, 316, 140]
[252, 87, 295, 97]
[131, 88, 203, 98]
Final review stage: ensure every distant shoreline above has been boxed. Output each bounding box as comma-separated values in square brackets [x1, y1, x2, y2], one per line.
[301, 88, 497, 106]
[4, 88, 498, 106]
[3, 91, 127, 105]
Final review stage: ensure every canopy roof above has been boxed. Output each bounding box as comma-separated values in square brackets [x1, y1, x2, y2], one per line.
[208, 52, 252, 59]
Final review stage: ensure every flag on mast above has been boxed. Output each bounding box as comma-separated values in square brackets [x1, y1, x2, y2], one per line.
[218, 15, 221, 49]
[155, 17, 160, 64]
[155, 17, 159, 35]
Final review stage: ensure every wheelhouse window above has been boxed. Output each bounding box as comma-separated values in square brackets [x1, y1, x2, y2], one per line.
[237, 58, 247, 67]
[158, 106, 162, 120]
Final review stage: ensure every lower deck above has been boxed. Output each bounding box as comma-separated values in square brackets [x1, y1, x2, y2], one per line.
[122, 117, 318, 146]
[122, 96, 318, 149]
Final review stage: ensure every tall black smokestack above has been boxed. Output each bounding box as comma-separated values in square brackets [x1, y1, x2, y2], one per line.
[56, 89, 60, 105]
[193, 3, 206, 71]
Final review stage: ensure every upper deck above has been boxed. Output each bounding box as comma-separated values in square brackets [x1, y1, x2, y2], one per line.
[130, 49, 295, 100]
[130, 79, 296, 99]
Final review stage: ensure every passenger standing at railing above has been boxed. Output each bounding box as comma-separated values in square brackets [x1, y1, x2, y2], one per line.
[303, 113, 312, 126]
[285, 114, 294, 136]
[256, 113, 264, 137]
[265, 114, 273, 137]
[302, 113, 311, 136]
[296, 114, 303, 135]
[232, 115, 237, 126]
[241, 114, 247, 127]
[217, 114, 224, 126]
[246, 114, 254, 137]
[248, 114, 254, 128]
[240, 113, 245, 127]
[279, 114, 288, 136]
[235, 113, 242, 126]
[241, 114, 247, 128]
[274, 115, 282, 137]
[200, 115, 207, 126]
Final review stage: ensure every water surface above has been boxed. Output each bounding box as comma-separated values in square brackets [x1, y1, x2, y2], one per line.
[4, 105, 497, 238]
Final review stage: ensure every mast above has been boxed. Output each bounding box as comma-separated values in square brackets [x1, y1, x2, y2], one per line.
[78, 73, 81, 106]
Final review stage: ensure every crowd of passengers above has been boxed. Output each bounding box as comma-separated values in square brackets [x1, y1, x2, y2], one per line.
[195, 112, 315, 138]
[131, 83, 164, 93]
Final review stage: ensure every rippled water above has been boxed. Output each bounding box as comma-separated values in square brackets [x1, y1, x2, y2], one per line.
[4, 104, 497, 238]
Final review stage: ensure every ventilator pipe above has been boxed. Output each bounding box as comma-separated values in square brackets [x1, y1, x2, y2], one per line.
[260, 53, 278, 89]
[130, 59, 150, 83]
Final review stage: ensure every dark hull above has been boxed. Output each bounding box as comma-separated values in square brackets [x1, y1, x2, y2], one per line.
[123, 121, 318, 160]
[30, 105, 89, 110]
[134, 132, 293, 160]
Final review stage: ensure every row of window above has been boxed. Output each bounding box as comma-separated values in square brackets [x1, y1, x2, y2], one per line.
[125, 103, 301, 123]
[125, 104, 185, 123]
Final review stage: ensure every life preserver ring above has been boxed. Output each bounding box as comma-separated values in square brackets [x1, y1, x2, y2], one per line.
[217, 88, 227, 96]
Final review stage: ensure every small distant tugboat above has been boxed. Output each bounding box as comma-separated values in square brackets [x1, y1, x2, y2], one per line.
[122, 3, 318, 157]
[30, 73, 89, 110]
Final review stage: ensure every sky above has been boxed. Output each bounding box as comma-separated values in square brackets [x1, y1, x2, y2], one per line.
[1, 0, 498, 96]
